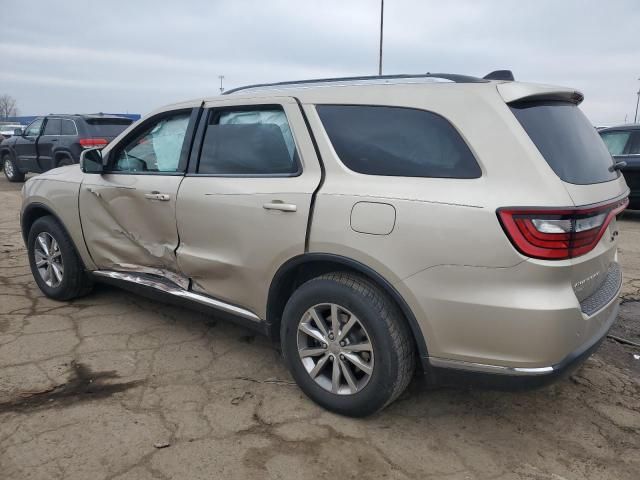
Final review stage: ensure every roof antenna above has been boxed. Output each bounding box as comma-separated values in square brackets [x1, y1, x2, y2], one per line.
[483, 70, 515, 81]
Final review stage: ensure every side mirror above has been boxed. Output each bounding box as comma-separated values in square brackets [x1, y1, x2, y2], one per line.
[13, 128, 23, 136]
[80, 148, 104, 174]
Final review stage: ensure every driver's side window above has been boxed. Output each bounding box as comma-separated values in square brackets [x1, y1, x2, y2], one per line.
[25, 118, 43, 137]
[110, 111, 190, 173]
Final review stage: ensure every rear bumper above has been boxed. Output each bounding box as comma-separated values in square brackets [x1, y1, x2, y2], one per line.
[396, 243, 622, 380]
[424, 299, 618, 389]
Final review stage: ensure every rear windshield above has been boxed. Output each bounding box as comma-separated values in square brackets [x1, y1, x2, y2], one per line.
[85, 118, 133, 137]
[510, 101, 617, 185]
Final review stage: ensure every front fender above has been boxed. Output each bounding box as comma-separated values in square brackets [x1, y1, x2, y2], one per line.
[0, 140, 16, 160]
[21, 174, 96, 270]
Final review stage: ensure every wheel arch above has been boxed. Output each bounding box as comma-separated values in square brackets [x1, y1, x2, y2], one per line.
[21, 203, 80, 258]
[0, 145, 15, 161]
[53, 149, 74, 168]
[267, 253, 429, 361]
[53, 149, 72, 160]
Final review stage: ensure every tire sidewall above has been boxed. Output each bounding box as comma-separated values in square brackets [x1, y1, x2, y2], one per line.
[56, 155, 73, 168]
[27, 217, 78, 299]
[3, 156, 19, 181]
[281, 277, 400, 416]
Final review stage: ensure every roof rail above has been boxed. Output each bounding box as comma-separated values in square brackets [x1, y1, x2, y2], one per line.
[223, 73, 487, 95]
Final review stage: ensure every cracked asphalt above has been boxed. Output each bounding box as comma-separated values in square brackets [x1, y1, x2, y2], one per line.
[1, 175, 639, 480]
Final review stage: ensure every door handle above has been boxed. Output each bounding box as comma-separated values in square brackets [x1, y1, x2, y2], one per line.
[144, 192, 171, 201]
[263, 201, 297, 212]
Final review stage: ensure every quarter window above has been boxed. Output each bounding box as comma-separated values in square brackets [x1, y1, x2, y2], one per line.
[110, 112, 190, 173]
[626, 132, 640, 155]
[197, 108, 299, 175]
[25, 118, 43, 137]
[316, 105, 481, 178]
[61, 119, 77, 135]
[600, 131, 631, 156]
[43, 119, 61, 136]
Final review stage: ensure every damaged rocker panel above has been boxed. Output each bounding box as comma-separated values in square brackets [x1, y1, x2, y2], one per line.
[92, 270, 262, 323]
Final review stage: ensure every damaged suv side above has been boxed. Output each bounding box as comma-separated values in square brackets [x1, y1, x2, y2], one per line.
[21, 73, 628, 416]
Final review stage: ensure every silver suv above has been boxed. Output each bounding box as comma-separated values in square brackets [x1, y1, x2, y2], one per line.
[20, 73, 629, 416]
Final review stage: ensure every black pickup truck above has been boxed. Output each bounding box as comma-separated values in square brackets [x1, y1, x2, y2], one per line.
[1, 114, 133, 182]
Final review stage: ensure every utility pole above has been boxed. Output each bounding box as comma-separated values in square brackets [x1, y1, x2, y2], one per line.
[219, 75, 225, 94]
[378, 0, 384, 76]
[635, 78, 640, 123]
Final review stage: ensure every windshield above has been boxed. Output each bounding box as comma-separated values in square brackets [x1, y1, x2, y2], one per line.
[510, 101, 617, 185]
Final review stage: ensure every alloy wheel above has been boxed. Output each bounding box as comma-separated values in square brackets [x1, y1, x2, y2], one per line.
[4, 158, 14, 178]
[297, 303, 374, 395]
[34, 232, 64, 288]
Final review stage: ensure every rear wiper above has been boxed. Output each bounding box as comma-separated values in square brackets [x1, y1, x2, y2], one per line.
[609, 160, 627, 172]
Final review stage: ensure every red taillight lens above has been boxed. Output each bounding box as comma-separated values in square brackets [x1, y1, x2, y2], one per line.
[498, 198, 628, 260]
[79, 138, 108, 148]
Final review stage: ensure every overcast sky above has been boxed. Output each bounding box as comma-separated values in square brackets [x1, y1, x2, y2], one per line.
[0, 0, 638, 125]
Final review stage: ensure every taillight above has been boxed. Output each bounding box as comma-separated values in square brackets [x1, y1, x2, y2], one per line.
[79, 138, 108, 148]
[498, 198, 628, 260]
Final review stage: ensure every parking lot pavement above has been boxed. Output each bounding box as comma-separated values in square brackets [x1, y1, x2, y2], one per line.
[0, 176, 638, 480]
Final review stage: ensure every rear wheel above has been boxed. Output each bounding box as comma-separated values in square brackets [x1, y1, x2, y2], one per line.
[3, 154, 25, 182]
[281, 272, 415, 417]
[56, 155, 74, 167]
[27, 216, 93, 300]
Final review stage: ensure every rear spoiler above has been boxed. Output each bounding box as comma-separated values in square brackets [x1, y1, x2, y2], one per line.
[497, 82, 584, 105]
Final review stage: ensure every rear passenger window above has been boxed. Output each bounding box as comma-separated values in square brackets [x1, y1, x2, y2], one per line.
[43, 119, 61, 135]
[316, 105, 481, 178]
[61, 120, 77, 135]
[627, 132, 640, 155]
[197, 108, 299, 175]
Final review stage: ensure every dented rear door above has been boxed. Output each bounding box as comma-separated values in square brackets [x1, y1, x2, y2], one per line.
[79, 106, 199, 283]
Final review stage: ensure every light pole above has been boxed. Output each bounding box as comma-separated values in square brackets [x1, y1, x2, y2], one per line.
[378, 0, 384, 76]
[634, 81, 640, 124]
[218, 75, 225, 94]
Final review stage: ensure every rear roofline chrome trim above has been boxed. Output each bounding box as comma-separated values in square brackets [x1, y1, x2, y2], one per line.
[92, 270, 262, 323]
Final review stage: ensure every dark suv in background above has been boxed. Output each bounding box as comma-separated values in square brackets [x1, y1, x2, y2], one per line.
[600, 124, 640, 209]
[1, 114, 133, 182]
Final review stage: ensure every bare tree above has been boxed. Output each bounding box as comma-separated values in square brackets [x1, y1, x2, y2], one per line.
[0, 94, 18, 119]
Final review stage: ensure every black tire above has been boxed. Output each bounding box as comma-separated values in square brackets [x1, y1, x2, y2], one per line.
[281, 272, 415, 417]
[27, 216, 94, 300]
[56, 155, 74, 168]
[3, 154, 25, 182]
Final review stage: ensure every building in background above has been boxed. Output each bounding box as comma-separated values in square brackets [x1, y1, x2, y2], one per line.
[4, 113, 141, 126]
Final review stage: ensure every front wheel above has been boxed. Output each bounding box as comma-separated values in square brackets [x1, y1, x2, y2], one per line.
[27, 216, 93, 300]
[3, 155, 25, 182]
[281, 272, 415, 417]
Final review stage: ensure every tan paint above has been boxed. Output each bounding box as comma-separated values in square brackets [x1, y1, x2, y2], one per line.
[21, 166, 96, 270]
[79, 173, 184, 274]
[175, 97, 321, 318]
[350, 202, 396, 235]
[21, 78, 630, 372]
